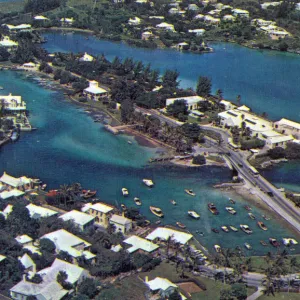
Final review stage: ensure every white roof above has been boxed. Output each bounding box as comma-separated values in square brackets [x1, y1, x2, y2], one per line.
[261, 130, 282, 138]
[19, 253, 35, 269]
[156, 22, 175, 30]
[41, 229, 92, 258]
[146, 277, 177, 291]
[124, 235, 159, 253]
[111, 244, 123, 252]
[0, 172, 31, 187]
[0, 254, 6, 262]
[267, 135, 294, 144]
[23, 245, 42, 256]
[232, 8, 249, 15]
[34, 15, 48, 20]
[0, 39, 18, 47]
[237, 105, 250, 112]
[166, 95, 205, 106]
[110, 214, 132, 225]
[0, 189, 24, 199]
[15, 235, 33, 245]
[146, 227, 193, 245]
[1, 204, 13, 218]
[26, 204, 58, 219]
[60, 18, 74, 23]
[89, 202, 114, 213]
[80, 52, 94, 61]
[275, 118, 300, 130]
[84, 84, 108, 95]
[59, 210, 95, 226]
[188, 29, 205, 33]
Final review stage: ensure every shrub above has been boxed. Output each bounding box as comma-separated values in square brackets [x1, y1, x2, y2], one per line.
[192, 155, 206, 165]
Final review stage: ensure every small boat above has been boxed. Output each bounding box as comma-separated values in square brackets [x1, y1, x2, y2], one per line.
[82, 190, 97, 199]
[208, 203, 219, 215]
[240, 224, 253, 234]
[269, 238, 280, 248]
[260, 240, 268, 246]
[32, 178, 42, 184]
[176, 222, 186, 229]
[0, 86, 4, 90]
[188, 210, 200, 219]
[185, 189, 196, 196]
[198, 231, 204, 236]
[127, 141, 132, 145]
[226, 207, 236, 215]
[257, 221, 268, 231]
[221, 226, 229, 233]
[214, 245, 222, 253]
[244, 205, 252, 211]
[212, 228, 219, 233]
[144, 220, 151, 226]
[248, 213, 256, 220]
[122, 188, 129, 196]
[41, 184, 47, 190]
[244, 243, 252, 250]
[290, 238, 298, 245]
[262, 214, 271, 221]
[229, 198, 236, 204]
[170, 200, 177, 205]
[121, 204, 127, 210]
[155, 220, 161, 225]
[143, 179, 154, 187]
[134, 197, 142, 206]
[10, 131, 19, 142]
[229, 226, 238, 232]
[282, 238, 298, 246]
[150, 206, 164, 218]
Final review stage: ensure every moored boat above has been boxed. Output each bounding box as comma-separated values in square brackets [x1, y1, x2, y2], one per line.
[221, 226, 229, 233]
[134, 197, 142, 206]
[262, 214, 271, 221]
[155, 220, 161, 225]
[226, 207, 236, 215]
[176, 222, 186, 229]
[127, 141, 132, 145]
[229, 198, 236, 204]
[122, 188, 129, 196]
[121, 204, 127, 210]
[185, 189, 196, 196]
[260, 240, 268, 246]
[150, 206, 164, 218]
[143, 178, 154, 187]
[144, 220, 151, 226]
[244, 205, 252, 211]
[82, 190, 97, 199]
[188, 210, 200, 219]
[229, 226, 238, 232]
[10, 131, 19, 142]
[269, 238, 280, 247]
[248, 213, 256, 220]
[170, 199, 177, 205]
[214, 245, 222, 253]
[208, 203, 219, 215]
[212, 228, 219, 233]
[244, 243, 252, 250]
[240, 224, 253, 234]
[257, 221, 268, 231]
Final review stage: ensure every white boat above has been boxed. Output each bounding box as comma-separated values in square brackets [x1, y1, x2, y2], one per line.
[188, 210, 200, 219]
[290, 238, 298, 245]
[240, 224, 253, 234]
[170, 200, 177, 205]
[185, 189, 196, 196]
[122, 188, 129, 196]
[221, 226, 229, 233]
[143, 179, 154, 187]
[229, 226, 238, 232]
[214, 245, 222, 253]
[244, 243, 252, 250]
[134, 197, 142, 206]
[225, 207, 237, 215]
[282, 238, 298, 246]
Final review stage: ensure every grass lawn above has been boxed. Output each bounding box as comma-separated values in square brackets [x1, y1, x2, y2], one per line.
[258, 293, 300, 300]
[0, 0, 25, 13]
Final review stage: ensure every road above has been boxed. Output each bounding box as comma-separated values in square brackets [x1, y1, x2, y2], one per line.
[136, 107, 300, 233]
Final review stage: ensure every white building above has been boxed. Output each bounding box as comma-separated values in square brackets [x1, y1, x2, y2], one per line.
[156, 22, 175, 31]
[232, 8, 249, 18]
[222, 15, 236, 22]
[166, 95, 206, 111]
[59, 210, 95, 231]
[142, 31, 153, 40]
[41, 229, 95, 261]
[79, 52, 94, 62]
[83, 202, 114, 228]
[109, 214, 132, 233]
[188, 4, 200, 11]
[19, 253, 36, 273]
[128, 17, 141, 26]
[0, 36, 18, 50]
[0, 172, 32, 191]
[60, 18, 74, 26]
[83, 81, 109, 101]
[124, 235, 159, 253]
[34, 15, 49, 21]
[251, 19, 276, 27]
[15, 235, 33, 246]
[146, 227, 193, 245]
[188, 29, 206, 36]
[194, 14, 204, 20]
[3, 24, 32, 32]
[0, 93, 26, 112]
[265, 134, 294, 149]
[0, 189, 24, 200]
[22, 62, 39, 70]
[274, 118, 300, 139]
[10, 259, 88, 300]
[220, 100, 237, 111]
[27, 203, 58, 219]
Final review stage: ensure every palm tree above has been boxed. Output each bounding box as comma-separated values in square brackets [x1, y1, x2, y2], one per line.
[59, 184, 69, 207]
[288, 257, 298, 293]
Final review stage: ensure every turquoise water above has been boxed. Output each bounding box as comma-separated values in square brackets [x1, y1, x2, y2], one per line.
[0, 70, 298, 255]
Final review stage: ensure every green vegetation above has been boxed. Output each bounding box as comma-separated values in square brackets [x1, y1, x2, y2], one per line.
[268, 143, 300, 160]
[192, 154, 206, 165]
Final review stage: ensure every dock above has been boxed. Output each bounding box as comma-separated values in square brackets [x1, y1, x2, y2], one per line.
[104, 125, 119, 135]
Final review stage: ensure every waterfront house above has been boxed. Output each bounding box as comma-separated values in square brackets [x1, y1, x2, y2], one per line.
[22, 62, 39, 70]
[123, 235, 159, 253]
[0, 172, 33, 191]
[59, 210, 95, 231]
[79, 52, 94, 62]
[128, 17, 141, 26]
[274, 118, 300, 139]
[156, 22, 175, 32]
[60, 18, 74, 26]
[3, 24, 32, 32]
[26, 204, 58, 219]
[0, 36, 18, 51]
[146, 227, 193, 245]
[269, 30, 290, 40]
[83, 80, 109, 101]
[19, 253, 36, 273]
[0, 93, 26, 112]
[0, 189, 25, 200]
[34, 15, 49, 21]
[188, 29, 206, 36]
[109, 214, 132, 233]
[220, 100, 237, 111]
[10, 258, 88, 300]
[265, 134, 294, 149]
[176, 42, 189, 51]
[166, 95, 206, 111]
[141, 31, 153, 40]
[15, 235, 33, 247]
[41, 229, 96, 262]
[82, 202, 115, 228]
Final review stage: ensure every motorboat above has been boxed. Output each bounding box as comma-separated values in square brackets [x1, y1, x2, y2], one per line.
[248, 213, 256, 220]
[282, 238, 298, 246]
[221, 226, 229, 233]
[226, 207, 236, 215]
[212, 228, 219, 233]
[185, 189, 196, 196]
[122, 188, 129, 196]
[150, 206, 164, 218]
[121, 204, 127, 210]
[143, 179, 154, 187]
[188, 210, 200, 219]
[170, 200, 177, 205]
[41, 184, 47, 190]
[260, 240, 268, 246]
[244, 205, 252, 211]
[290, 238, 298, 245]
[262, 214, 271, 221]
[176, 222, 186, 229]
[10, 131, 19, 142]
[257, 221, 268, 231]
[214, 245, 222, 253]
[229, 226, 238, 232]
[240, 224, 253, 234]
[155, 220, 161, 225]
[134, 197, 142, 206]
[244, 243, 252, 250]
[208, 203, 219, 215]
[82, 190, 97, 199]
[269, 238, 280, 247]
[127, 141, 132, 145]
[229, 198, 236, 204]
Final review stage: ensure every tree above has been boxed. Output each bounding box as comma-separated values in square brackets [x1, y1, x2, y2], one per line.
[196, 76, 211, 97]
[27, 274, 43, 284]
[78, 278, 100, 299]
[166, 100, 188, 119]
[216, 89, 223, 101]
[231, 283, 247, 300]
[180, 123, 201, 142]
[40, 238, 56, 254]
[192, 155, 206, 165]
[220, 288, 233, 300]
[236, 95, 241, 106]
[162, 69, 180, 88]
[57, 250, 73, 263]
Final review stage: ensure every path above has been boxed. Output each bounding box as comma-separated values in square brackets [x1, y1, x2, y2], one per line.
[247, 287, 264, 300]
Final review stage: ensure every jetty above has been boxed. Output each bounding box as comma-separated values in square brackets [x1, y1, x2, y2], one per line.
[104, 124, 135, 135]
